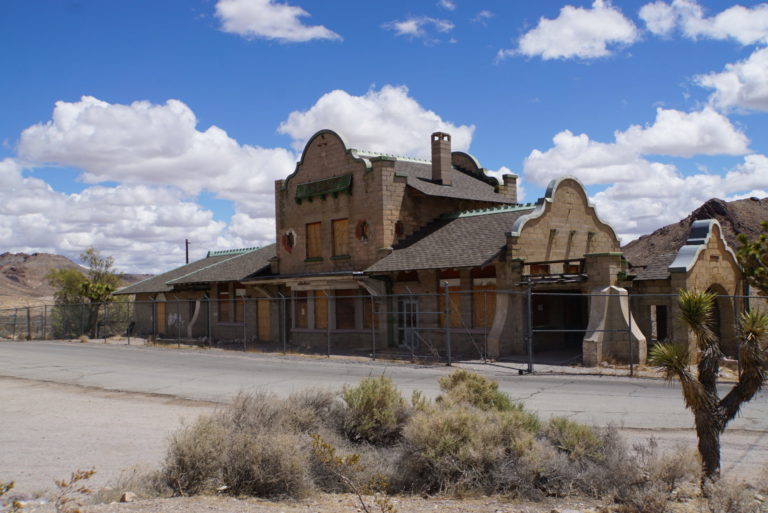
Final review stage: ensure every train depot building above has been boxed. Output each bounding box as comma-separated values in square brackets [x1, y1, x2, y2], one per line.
[117, 130, 747, 365]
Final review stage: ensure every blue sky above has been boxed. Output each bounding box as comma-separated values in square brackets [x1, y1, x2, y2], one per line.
[1, 0, 767, 272]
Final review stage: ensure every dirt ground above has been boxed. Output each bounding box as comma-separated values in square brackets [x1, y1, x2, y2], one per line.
[1, 375, 766, 513]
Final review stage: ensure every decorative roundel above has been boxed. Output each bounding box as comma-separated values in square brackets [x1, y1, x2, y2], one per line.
[281, 229, 296, 253]
[355, 220, 370, 242]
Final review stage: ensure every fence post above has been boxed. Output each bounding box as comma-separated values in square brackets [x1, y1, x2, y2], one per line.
[526, 286, 534, 374]
[176, 300, 181, 348]
[627, 294, 634, 377]
[370, 295, 376, 361]
[43, 305, 47, 340]
[243, 298, 247, 352]
[326, 291, 331, 358]
[280, 294, 287, 354]
[444, 282, 451, 366]
[26, 307, 31, 340]
[104, 303, 109, 343]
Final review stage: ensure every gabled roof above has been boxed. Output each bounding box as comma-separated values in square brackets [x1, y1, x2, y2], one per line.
[168, 244, 276, 286]
[354, 149, 517, 205]
[366, 205, 536, 273]
[114, 245, 276, 295]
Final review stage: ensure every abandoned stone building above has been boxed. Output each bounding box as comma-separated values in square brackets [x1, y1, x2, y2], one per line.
[116, 129, 753, 364]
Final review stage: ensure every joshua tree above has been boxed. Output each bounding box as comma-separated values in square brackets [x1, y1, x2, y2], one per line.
[649, 289, 767, 481]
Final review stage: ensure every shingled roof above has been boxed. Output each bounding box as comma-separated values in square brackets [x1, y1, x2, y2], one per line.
[366, 205, 535, 273]
[168, 244, 276, 286]
[355, 150, 516, 205]
[114, 245, 276, 295]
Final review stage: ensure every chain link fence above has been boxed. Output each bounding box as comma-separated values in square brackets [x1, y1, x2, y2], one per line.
[2, 291, 765, 372]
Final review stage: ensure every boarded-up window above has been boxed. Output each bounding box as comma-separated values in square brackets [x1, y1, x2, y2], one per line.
[235, 295, 244, 323]
[258, 299, 270, 340]
[362, 291, 377, 329]
[335, 289, 357, 330]
[565, 263, 581, 274]
[294, 291, 308, 328]
[156, 301, 166, 334]
[473, 285, 496, 328]
[218, 284, 230, 322]
[530, 263, 550, 276]
[315, 291, 328, 329]
[332, 218, 349, 256]
[438, 286, 462, 328]
[306, 222, 322, 259]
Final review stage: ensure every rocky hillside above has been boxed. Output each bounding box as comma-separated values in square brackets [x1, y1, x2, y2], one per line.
[622, 196, 768, 267]
[0, 252, 149, 308]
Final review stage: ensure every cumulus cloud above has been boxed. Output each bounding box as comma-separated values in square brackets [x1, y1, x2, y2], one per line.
[499, 0, 639, 61]
[615, 107, 749, 157]
[523, 106, 761, 241]
[592, 155, 768, 241]
[18, 96, 296, 215]
[525, 106, 749, 186]
[640, 0, 768, 45]
[697, 47, 768, 111]
[214, 0, 340, 43]
[0, 158, 249, 273]
[383, 16, 454, 42]
[277, 85, 474, 159]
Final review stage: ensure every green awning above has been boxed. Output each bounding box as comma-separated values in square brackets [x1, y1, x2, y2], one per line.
[295, 174, 353, 203]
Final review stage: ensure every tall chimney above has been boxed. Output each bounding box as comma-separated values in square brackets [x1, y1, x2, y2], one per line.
[499, 174, 518, 203]
[431, 132, 452, 186]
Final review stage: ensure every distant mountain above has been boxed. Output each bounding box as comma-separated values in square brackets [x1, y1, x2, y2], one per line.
[622, 196, 768, 267]
[0, 252, 150, 308]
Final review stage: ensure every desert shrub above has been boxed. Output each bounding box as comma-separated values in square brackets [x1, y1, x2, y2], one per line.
[162, 393, 313, 499]
[342, 375, 408, 445]
[610, 439, 699, 513]
[543, 417, 605, 462]
[164, 415, 227, 495]
[703, 477, 761, 513]
[437, 369, 519, 412]
[92, 467, 170, 503]
[222, 430, 312, 498]
[398, 403, 539, 494]
[284, 388, 344, 433]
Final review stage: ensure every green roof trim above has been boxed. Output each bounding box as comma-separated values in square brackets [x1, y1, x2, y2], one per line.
[440, 203, 536, 220]
[295, 174, 352, 204]
[206, 247, 259, 257]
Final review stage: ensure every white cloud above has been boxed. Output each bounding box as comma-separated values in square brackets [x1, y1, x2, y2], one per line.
[638, 1, 677, 36]
[277, 85, 474, 159]
[214, 0, 340, 43]
[615, 107, 749, 157]
[523, 106, 762, 241]
[438, 0, 456, 11]
[500, 0, 639, 61]
[592, 154, 768, 241]
[471, 10, 494, 25]
[0, 158, 246, 273]
[383, 16, 454, 42]
[18, 96, 296, 216]
[640, 0, 768, 45]
[697, 47, 768, 111]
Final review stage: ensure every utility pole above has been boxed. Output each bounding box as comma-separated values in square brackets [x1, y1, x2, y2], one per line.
[185, 239, 190, 264]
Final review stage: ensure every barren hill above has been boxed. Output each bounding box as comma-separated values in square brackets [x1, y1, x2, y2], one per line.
[0, 252, 150, 308]
[622, 196, 768, 267]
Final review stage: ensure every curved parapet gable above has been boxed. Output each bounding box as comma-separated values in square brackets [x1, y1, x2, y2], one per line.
[280, 129, 372, 190]
[507, 176, 619, 243]
[669, 219, 738, 273]
[451, 151, 499, 186]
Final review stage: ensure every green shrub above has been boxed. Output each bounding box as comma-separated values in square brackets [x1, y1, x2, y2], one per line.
[399, 403, 539, 494]
[342, 375, 408, 445]
[437, 369, 519, 412]
[544, 417, 605, 462]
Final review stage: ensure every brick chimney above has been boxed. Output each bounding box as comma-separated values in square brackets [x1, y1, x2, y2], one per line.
[431, 132, 452, 185]
[499, 174, 518, 202]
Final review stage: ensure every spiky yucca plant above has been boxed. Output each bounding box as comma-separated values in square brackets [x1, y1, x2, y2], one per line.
[650, 290, 767, 482]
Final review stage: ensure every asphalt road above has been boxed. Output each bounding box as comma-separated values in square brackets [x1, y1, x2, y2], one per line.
[1, 340, 766, 431]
